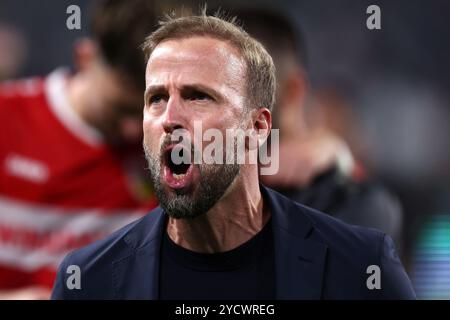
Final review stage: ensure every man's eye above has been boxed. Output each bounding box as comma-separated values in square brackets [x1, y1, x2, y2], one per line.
[189, 91, 212, 101]
[149, 94, 166, 104]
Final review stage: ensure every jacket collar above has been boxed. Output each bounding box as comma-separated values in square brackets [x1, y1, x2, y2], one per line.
[261, 185, 328, 299]
[112, 207, 165, 299]
[112, 185, 328, 299]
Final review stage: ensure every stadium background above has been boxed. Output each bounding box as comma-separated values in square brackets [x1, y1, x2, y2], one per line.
[0, 0, 449, 299]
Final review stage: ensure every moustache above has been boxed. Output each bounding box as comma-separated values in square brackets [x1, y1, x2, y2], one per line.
[158, 134, 198, 164]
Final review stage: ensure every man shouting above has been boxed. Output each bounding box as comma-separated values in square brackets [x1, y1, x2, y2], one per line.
[51, 12, 415, 300]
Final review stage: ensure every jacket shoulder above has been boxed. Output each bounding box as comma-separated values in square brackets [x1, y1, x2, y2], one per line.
[269, 185, 386, 259]
[51, 207, 163, 299]
[292, 200, 414, 299]
[301, 202, 385, 258]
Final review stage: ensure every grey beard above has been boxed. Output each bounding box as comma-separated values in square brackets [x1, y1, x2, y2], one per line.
[143, 142, 240, 219]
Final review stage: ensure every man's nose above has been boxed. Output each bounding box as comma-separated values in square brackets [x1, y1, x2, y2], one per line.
[161, 96, 185, 134]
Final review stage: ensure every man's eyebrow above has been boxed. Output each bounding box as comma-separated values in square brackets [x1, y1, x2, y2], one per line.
[144, 84, 224, 102]
[144, 85, 165, 98]
[181, 84, 223, 101]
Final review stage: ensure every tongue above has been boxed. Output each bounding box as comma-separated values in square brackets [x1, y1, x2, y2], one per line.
[163, 159, 195, 190]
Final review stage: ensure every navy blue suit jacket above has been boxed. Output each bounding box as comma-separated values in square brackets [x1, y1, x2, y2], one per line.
[51, 186, 416, 299]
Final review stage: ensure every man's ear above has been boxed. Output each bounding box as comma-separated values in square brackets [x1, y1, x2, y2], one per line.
[251, 107, 272, 150]
[73, 38, 97, 71]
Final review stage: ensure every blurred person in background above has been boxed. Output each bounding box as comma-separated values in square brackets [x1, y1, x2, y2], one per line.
[220, 6, 404, 247]
[357, 80, 450, 298]
[0, 0, 159, 299]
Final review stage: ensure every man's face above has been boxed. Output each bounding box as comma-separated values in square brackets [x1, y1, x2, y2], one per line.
[86, 61, 144, 146]
[143, 36, 248, 219]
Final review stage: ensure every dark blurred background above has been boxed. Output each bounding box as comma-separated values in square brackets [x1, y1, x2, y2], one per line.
[1, 0, 449, 298]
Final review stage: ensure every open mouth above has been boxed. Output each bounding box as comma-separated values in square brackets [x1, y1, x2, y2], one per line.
[162, 144, 195, 189]
[166, 146, 191, 176]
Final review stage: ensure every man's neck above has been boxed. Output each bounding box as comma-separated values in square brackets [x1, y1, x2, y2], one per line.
[166, 167, 270, 253]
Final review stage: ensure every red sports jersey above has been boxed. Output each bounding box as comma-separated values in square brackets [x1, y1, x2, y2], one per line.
[0, 69, 157, 289]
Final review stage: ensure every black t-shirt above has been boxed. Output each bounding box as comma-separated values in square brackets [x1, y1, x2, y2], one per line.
[159, 218, 275, 300]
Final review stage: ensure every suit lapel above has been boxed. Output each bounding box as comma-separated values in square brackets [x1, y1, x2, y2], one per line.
[262, 185, 328, 299]
[112, 209, 165, 299]
[273, 226, 328, 299]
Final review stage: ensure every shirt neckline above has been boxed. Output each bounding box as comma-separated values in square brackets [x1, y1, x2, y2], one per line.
[162, 218, 273, 272]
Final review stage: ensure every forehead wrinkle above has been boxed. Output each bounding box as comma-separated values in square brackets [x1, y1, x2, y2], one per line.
[145, 37, 246, 99]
